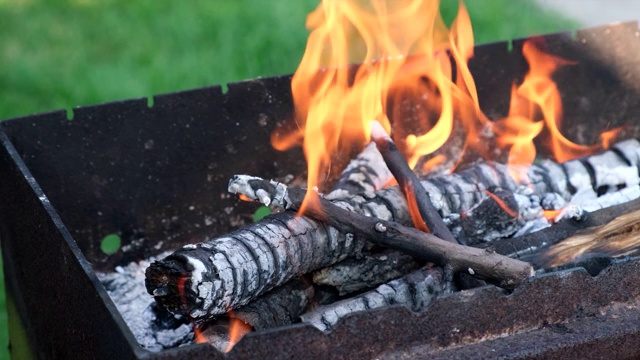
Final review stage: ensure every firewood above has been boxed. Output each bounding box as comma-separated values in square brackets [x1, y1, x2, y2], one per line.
[146, 139, 640, 321]
[326, 142, 392, 199]
[539, 208, 640, 267]
[145, 212, 369, 320]
[233, 278, 315, 330]
[312, 249, 421, 295]
[302, 266, 444, 332]
[229, 176, 534, 287]
[370, 120, 457, 243]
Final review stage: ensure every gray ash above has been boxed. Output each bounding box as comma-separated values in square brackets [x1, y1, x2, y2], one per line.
[96, 253, 195, 352]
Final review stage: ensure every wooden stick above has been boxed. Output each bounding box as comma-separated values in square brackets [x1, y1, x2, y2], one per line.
[370, 121, 458, 244]
[230, 176, 534, 288]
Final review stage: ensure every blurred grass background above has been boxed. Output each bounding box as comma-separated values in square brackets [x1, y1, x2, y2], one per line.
[0, 0, 577, 357]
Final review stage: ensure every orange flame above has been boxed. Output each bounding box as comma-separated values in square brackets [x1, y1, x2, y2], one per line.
[225, 311, 252, 352]
[272, 0, 461, 212]
[194, 326, 208, 344]
[543, 209, 561, 222]
[274, 0, 622, 213]
[402, 183, 429, 232]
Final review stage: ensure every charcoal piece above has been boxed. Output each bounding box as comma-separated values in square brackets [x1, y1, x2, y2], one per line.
[301, 266, 444, 332]
[461, 187, 522, 242]
[234, 278, 315, 330]
[312, 250, 421, 295]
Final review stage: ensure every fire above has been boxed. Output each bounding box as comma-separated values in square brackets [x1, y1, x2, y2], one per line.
[543, 209, 561, 222]
[272, 0, 618, 212]
[177, 275, 251, 350]
[224, 311, 252, 352]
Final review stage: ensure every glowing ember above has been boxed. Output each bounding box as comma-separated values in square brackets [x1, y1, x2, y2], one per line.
[484, 190, 518, 218]
[542, 209, 562, 222]
[178, 275, 252, 350]
[194, 326, 208, 344]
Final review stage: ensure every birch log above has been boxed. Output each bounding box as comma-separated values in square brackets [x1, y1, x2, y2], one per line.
[312, 250, 421, 295]
[302, 266, 444, 331]
[146, 139, 640, 321]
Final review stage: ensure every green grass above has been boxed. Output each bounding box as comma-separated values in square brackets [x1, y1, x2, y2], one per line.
[0, 0, 578, 357]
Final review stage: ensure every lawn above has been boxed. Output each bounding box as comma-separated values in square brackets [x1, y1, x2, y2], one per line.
[0, 0, 578, 357]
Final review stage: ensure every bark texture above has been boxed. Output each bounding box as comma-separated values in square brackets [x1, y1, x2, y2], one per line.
[233, 178, 533, 287]
[327, 142, 392, 199]
[146, 139, 640, 321]
[301, 266, 444, 331]
[312, 250, 421, 295]
[234, 278, 315, 330]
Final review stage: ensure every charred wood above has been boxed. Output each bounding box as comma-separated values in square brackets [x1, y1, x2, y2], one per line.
[233, 278, 315, 330]
[461, 187, 522, 241]
[301, 266, 444, 332]
[146, 139, 640, 321]
[229, 176, 534, 288]
[326, 142, 392, 199]
[312, 249, 421, 296]
[371, 121, 457, 243]
[145, 212, 367, 320]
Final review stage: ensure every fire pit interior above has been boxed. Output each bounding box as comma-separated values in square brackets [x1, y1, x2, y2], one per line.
[2, 9, 640, 360]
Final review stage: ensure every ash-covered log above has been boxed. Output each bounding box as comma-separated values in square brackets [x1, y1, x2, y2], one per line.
[302, 266, 444, 331]
[229, 176, 533, 287]
[233, 278, 315, 330]
[146, 139, 640, 321]
[326, 142, 392, 199]
[312, 249, 421, 295]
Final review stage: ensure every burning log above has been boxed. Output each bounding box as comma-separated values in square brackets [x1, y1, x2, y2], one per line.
[312, 249, 421, 295]
[370, 121, 457, 243]
[145, 212, 368, 320]
[233, 278, 315, 330]
[302, 266, 444, 332]
[146, 139, 640, 321]
[326, 142, 392, 199]
[228, 176, 534, 288]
